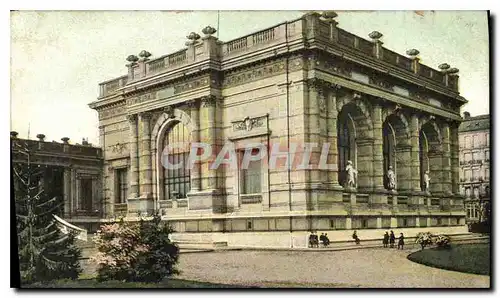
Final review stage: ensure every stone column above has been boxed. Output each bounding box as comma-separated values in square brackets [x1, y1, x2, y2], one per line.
[449, 121, 460, 195]
[98, 125, 107, 215]
[200, 95, 217, 190]
[63, 168, 72, 217]
[306, 79, 321, 184]
[139, 112, 153, 198]
[371, 102, 385, 190]
[409, 114, 421, 192]
[327, 86, 341, 188]
[441, 122, 452, 195]
[70, 168, 76, 214]
[187, 100, 201, 191]
[127, 114, 139, 198]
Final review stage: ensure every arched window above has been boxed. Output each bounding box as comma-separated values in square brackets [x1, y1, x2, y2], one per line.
[337, 113, 354, 186]
[162, 121, 191, 200]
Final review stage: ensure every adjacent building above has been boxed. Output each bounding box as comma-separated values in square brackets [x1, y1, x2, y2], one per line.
[89, 12, 467, 247]
[11, 132, 103, 232]
[458, 112, 490, 223]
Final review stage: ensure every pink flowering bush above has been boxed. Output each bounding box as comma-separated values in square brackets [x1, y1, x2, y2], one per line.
[91, 216, 178, 282]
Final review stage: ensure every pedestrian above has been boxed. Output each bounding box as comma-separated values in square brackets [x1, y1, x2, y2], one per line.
[398, 233, 405, 250]
[313, 232, 319, 248]
[319, 233, 325, 246]
[389, 230, 395, 248]
[383, 231, 389, 248]
[308, 232, 315, 248]
[324, 233, 330, 247]
[352, 230, 360, 245]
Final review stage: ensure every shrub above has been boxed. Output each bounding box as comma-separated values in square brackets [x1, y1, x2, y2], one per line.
[91, 215, 179, 283]
[435, 235, 451, 249]
[415, 232, 433, 250]
[134, 215, 179, 282]
[91, 220, 148, 282]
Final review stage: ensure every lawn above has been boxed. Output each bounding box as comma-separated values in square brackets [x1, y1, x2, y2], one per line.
[407, 243, 490, 276]
[23, 278, 247, 288]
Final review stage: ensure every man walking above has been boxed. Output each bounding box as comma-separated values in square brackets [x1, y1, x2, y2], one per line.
[398, 233, 405, 250]
[389, 230, 395, 248]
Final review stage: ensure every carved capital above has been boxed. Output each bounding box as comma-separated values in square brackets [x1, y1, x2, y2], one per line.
[139, 112, 153, 121]
[186, 99, 199, 109]
[201, 95, 217, 107]
[126, 114, 137, 123]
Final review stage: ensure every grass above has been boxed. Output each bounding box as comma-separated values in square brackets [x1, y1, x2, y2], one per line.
[23, 277, 247, 288]
[407, 243, 490, 276]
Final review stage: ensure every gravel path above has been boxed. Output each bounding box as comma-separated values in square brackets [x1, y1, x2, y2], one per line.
[176, 247, 490, 288]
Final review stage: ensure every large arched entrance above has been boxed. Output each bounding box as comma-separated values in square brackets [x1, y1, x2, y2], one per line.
[382, 113, 411, 191]
[336, 101, 372, 189]
[419, 121, 442, 193]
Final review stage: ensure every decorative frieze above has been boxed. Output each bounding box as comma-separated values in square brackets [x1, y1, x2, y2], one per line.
[127, 92, 157, 105]
[233, 116, 265, 132]
[174, 77, 210, 94]
[223, 57, 303, 88]
[99, 105, 126, 120]
[110, 142, 127, 154]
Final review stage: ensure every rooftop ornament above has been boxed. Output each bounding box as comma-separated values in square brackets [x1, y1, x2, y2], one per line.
[447, 67, 459, 75]
[406, 49, 420, 58]
[36, 134, 45, 141]
[185, 32, 201, 46]
[438, 63, 450, 71]
[138, 50, 152, 61]
[10, 131, 18, 138]
[201, 26, 217, 38]
[321, 11, 338, 20]
[368, 31, 383, 41]
[61, 137, 70, 144]
[126, 54, 139, 64]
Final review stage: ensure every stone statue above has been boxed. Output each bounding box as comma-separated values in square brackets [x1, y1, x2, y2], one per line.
[423, 170, 430, 192]
[244, 117, 253, 131]
[387, 166, 396, 190]
[345, 160, 357, 188]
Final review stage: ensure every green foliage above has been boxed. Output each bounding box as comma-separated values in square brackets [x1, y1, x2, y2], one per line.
[415, 232, 433, 250]
[135, 214, 179, 282]
[435, 235, 451, 249]
[13, 142, 82, 284]
[92, 214, 179, 283]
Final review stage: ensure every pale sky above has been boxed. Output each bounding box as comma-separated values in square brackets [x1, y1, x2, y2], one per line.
[10, 11, 489, 145]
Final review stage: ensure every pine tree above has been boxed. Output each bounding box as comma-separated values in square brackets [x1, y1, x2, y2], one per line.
[13, 140, 81, 284]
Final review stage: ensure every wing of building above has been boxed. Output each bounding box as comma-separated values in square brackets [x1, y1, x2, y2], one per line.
[458, 112, 490, 223]
[85, 12, 469, 247]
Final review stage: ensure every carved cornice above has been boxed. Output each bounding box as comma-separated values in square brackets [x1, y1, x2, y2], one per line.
[232, 115, 266, 132]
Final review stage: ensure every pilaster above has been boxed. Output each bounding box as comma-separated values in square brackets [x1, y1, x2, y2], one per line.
[409, 114, 421, 191]
[127, 114, 139, 199]
[139, 112, 153, 198]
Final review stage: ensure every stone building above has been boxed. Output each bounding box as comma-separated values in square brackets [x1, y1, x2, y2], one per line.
[11, 132, 103, 232]
[458, 112, 490, 223]
[90, 12, 467, 247]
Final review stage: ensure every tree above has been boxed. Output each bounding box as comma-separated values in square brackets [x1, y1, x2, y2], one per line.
[13, 141, 81, 284]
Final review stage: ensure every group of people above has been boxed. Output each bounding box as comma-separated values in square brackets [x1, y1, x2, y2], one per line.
[383, 230, 405, 249]
[308, 232, 330, 247]
[309, 230, 405, 249]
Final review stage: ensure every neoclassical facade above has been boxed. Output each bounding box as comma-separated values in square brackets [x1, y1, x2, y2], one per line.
[458, 112, 490, 223]
[90, 12, 467, 247]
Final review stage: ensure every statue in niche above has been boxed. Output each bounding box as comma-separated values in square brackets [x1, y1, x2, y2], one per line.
[423, 170, 431, 192]
[386, 166, 396, 190]
[345, 160, 357, 188]
[244, 117, 253, 131]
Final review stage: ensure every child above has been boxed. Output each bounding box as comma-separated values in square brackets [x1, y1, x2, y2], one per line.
[398, 233, 405, 250]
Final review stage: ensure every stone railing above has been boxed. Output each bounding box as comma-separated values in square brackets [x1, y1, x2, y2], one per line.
[98, 13, 458, 98]
[99, 75, 128, 97]
[11, 139, 102, 158]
